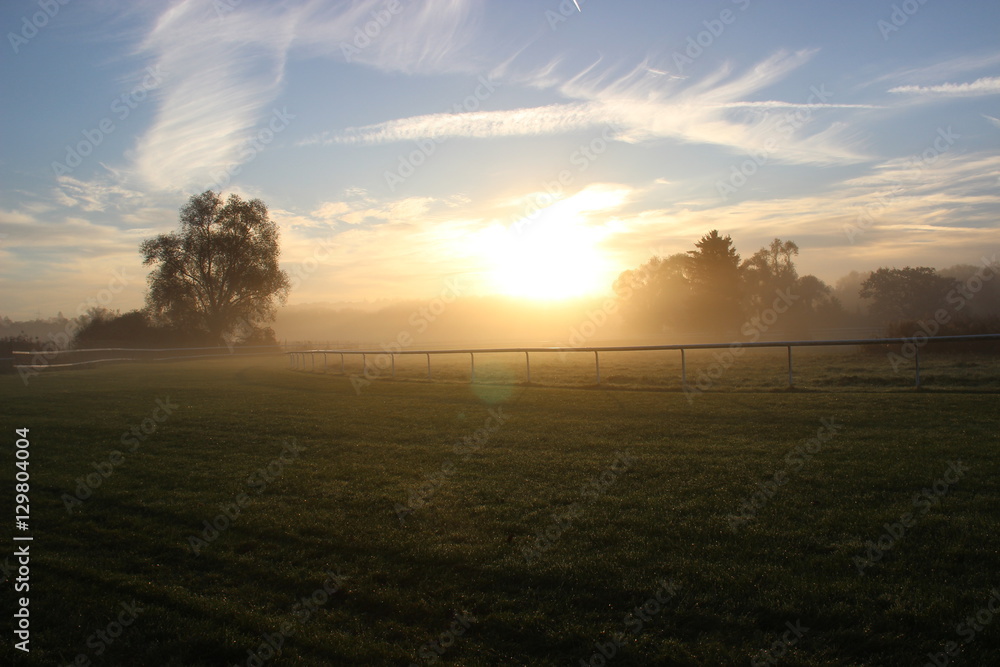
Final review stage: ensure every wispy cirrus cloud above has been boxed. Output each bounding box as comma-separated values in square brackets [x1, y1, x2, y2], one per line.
[875, 51, 1000, 81]
[889, 76, 1000, 97]
[53, 173, 148, 213]
[128, 0, 483, 192]
[322, 102, 602, 145]
[295, 0, 482, 74]
[132, 1, 296, 191]
[308, 50, 873, 165]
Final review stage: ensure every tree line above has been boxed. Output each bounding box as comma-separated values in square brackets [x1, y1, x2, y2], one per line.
[613, 230, 1000, 340]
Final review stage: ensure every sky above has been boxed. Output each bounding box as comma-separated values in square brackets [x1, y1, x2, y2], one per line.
[2, 0, 999, 320]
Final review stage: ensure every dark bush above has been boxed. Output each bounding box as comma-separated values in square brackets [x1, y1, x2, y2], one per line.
[71, 310, 216, 349]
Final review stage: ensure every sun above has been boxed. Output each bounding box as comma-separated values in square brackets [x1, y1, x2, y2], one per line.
[480, 207, 611, 301]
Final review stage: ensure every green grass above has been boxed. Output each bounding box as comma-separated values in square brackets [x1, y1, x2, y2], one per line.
[2, 354, 999, 666]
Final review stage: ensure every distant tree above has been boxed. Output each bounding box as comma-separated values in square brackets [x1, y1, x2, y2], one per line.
[686, 230, 743, 334]
[785, 274, 845, 335]
[140, 191, 290, 344]
[794, 275, 834, 311]
[939, 264, 1000, 319]
[832, 271, 872, 316]
[613, 234, 854, 339]
[614, 253, 691, 333]
[859, 267, 953, 323]
[745, 238, 798, 281]
[741, 238, 799, 310]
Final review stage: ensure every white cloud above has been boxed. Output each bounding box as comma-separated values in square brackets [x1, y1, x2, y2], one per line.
[325, 102, 603, 145]
[312, 50, 870, 166]
[0, 209, 36, 225]
[295, 0, 482, 75]
[312, 201, 352, 220]
[132, 1, 295, 191]
[53, 174, 147, 213]
[873, 51, 1000, 87]
[128, 0, 484, 192]
[889, 76, 1000, 97]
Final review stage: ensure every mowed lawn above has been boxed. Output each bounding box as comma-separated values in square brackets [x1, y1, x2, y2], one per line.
[2, 355, 999, 666]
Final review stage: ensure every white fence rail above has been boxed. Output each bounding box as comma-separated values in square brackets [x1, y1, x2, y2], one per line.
[12, 345, 283, 370]
[287, 334, 1000, 389]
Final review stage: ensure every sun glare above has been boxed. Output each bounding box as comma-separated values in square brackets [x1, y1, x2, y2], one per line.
[480, 205, 612, 301]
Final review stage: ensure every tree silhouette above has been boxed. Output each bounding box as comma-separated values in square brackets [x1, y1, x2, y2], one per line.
[140, 191, 290, 344]
[742, 238, 799, 308]
[686, 230, 743, 334]
[614, 253, 691, 333]
[613, 233, 856, 339]
[859, 267, 953, 323]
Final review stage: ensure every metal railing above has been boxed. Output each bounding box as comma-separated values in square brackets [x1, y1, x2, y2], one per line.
[287, 334, 1000, 389]
[12, 345, 283, 370]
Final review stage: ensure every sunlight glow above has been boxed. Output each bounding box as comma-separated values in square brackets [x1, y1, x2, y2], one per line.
[477, 195, 620, 300]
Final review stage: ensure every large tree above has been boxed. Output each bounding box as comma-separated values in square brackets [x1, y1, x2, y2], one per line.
[140, 191, 290, 344]
[686, 230, 743, 334]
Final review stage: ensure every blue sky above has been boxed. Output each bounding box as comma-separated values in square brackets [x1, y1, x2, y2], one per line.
[2, 0, 999, 318]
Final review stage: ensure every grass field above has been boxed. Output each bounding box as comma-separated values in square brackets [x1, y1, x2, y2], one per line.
[2, 353, 999, 666]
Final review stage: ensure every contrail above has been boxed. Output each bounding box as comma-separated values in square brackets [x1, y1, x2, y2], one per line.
[572, 0, 581, 11]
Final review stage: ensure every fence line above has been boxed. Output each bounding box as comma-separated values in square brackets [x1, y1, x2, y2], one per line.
[287, 334, 1000, 389]
[8, 335, 999, 387]
[12, 345, 283, 370]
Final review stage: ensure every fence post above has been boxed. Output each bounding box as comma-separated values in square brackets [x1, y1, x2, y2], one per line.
[680, 348, 687, 388]
[594, 350, 601, 385]
[426, 353, 431, 381]
[362, 353, 367, 377]
[470, 353, 476, 383]
[915, 348, 921, 388]
[340, 353, 345, 375]
[787, 346, 793, 388]
[391, 354, 396, 380]
[323, 352, 327, 372]
[525, 351, 531, 384]
[311, 352, 316, 372]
